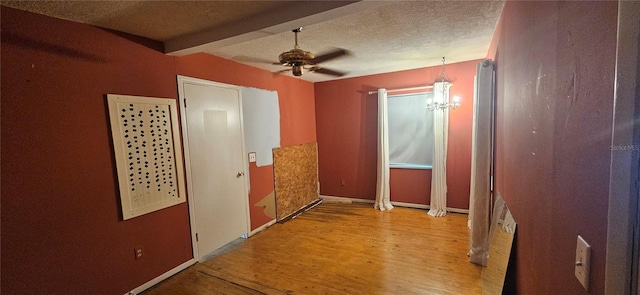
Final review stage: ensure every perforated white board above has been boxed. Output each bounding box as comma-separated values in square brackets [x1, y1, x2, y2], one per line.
[107, 94, 186, 220]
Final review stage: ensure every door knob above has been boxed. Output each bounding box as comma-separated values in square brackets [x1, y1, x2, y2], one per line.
[236, 171, 245, 177]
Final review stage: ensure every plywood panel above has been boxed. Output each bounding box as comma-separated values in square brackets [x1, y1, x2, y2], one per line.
[273, 142, 319, 221]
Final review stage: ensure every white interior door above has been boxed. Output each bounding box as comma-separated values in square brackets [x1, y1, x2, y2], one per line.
[178, 76, 249, 261]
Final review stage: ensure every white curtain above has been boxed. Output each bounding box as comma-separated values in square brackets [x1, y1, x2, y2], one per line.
[375, 89, 393, 211]
[428, 82, 449, 217]
[469, 60, 495, 266]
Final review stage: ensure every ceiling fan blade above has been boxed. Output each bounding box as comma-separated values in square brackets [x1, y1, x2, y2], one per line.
[311, 67, 347, 77]
[272, 68, 291, 76]
[311, 48, 351, 64]
[233, 55, 280, 65]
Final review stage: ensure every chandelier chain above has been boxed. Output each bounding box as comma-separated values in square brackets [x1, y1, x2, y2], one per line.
[441, 56, 446, 84]
[426, 56, 460, 111]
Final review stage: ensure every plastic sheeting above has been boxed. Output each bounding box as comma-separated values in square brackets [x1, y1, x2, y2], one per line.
[241, 87, 280, 167]
[468, 60, 495, 266]
[387, 92, 434, 168]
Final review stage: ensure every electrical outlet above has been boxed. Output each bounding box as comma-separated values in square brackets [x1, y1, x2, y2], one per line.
[134, 247, 143, 260]
[248, 152, 256, 163]
[575, 235, 591, 290]
[340, 179, 346, 186]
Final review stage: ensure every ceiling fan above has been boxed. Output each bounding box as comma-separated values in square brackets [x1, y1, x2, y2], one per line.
[275, 27, 350, 77]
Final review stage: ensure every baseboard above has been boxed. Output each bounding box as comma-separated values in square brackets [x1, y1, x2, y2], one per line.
[319, 195, 469, 214]
[391, 200, 430, 210]
[125, 259, 196, 295]
[278, 198, 322, 223]
[320, 195, 373, 204]
[442, 207, 469, 214]
[249, 219, 277, 237]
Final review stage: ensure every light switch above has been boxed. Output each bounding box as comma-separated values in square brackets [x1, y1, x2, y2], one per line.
[575, 235, 591, 290]
[248, 152, 256, 163]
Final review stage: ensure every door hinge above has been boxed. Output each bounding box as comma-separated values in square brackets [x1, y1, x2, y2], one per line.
[195, 233, 198, 242]
[183, 98, 187, 108]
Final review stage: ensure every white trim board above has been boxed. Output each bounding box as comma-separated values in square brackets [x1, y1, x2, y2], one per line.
[319, 195, 469, 214]
[124, 259, 196, 295]
[605, 1, 640, 294]
[249, 219, 277, 237]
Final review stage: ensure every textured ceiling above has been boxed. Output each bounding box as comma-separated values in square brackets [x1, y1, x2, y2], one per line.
[1, 1, 504, 83]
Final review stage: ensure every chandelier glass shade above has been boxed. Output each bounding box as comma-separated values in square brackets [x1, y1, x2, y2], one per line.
[426, 57, 460, 111]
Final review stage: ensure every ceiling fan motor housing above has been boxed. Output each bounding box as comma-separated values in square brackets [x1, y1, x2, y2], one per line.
[275, 28, 347, 77]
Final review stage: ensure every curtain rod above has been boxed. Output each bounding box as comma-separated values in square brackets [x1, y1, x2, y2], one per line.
[368, 85, 434, 95]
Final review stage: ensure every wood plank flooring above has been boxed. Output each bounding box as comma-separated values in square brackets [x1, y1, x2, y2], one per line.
[142, 201, 481, 295]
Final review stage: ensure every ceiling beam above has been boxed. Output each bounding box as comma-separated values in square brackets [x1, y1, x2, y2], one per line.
[164, 0, 387, 56]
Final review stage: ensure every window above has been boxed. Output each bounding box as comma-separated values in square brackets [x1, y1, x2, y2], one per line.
[387, 92, 434, 169]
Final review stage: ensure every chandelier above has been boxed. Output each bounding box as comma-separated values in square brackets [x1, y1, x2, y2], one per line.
[426, 57, 461, 111]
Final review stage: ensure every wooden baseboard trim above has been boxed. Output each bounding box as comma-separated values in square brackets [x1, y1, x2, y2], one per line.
[320, 195, 373, 204]
[278, 198, 322, 223]
[441, 207, 470, 214]
[319, 195, 469, 214]
[125, 259, 196, 295]
[249, 219, 277, 237]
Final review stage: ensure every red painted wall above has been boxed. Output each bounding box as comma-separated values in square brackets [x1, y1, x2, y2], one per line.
[1, 7, 192, 294]
[1, 7, 316, 294]
[314, 61, 477, 209]
[489, 1, 617, 294]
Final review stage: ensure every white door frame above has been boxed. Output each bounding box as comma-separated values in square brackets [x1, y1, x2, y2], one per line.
[605, 1, 640, 294]
[176, 75, 251, 260]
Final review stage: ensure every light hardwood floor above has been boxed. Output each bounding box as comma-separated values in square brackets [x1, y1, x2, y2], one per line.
[143, 201, 481, 295]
